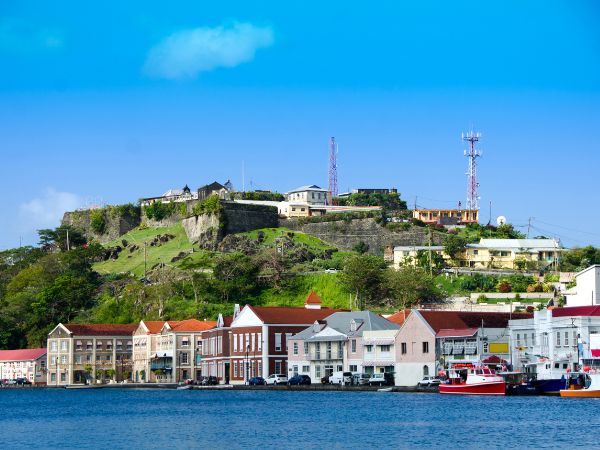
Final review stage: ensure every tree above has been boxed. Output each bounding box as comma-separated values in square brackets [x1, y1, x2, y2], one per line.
[386, 266, 441, 309]
[353, 241, 369, 255]
[339, 254, 387, 308]
[38, 225, 86, 251]
[212, 253, 260, 302]
[256, 248, 289, 290]
[443, 234, 467, 264]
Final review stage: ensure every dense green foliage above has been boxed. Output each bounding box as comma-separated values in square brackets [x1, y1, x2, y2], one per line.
[451, 223, 525, 243]
[559, 246, 600, 272]
[230, 191, 285, 201]
[192, 195, 222, 216]
[143, 202, 177, 221]
[38, 225, 87, 251]
[336, 192, 407, 210]
[90, 209, 107, 234]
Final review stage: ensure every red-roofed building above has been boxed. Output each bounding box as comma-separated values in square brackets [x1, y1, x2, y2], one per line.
[132, 319, 217, 383]
[393, 310, 530, 386]
[0, 348, 47, 385]
[47, 323, 137, 386]
[199, 313, 235, 383]
[304, 291, 323, 309]
[229, 294, 345, 383]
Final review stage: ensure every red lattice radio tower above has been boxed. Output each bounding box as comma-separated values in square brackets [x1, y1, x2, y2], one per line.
[328, 137, 338, 205]
[462, 130, 482, 210]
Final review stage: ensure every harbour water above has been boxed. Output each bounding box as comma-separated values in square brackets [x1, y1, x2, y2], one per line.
[1, 388, 598, 449]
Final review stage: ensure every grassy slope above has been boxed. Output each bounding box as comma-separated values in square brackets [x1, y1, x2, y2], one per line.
[237, 227, 336, 251]
[93, 224, 195, 276]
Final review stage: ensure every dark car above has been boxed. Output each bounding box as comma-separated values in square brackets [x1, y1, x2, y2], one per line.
[201, 376, 219, 386]
[288, 375, 311, 386]
[321, 376, 330, 384]
[15, 378, 31, 386]
[248, 376, 265, 386]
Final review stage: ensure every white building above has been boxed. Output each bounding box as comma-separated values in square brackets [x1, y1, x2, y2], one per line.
[279, 185, 328, 218]
[508, 306, 600, 380]
[564, 265, 600, 307]
[0, 349, 47, 384]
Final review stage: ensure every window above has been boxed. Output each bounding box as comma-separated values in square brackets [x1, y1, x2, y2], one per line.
[50, 373, 56, 382]
[286, 334, 292, 351]
[422, 342, 429, 354]
[327, 342, 332, 359]
[60, 341, 68, 351]
[245, 334, 250, 351]
[349, 365, 358, 372]
[524, 334, 528, 346]
[351, 339, 357, 353]
[233, 334, 238, 352]
[401, 343, 407, 354]
[564, 332, 569, 346]
[556, 332, 561, 346]
[61, 355, 67, 364]
[293, 342, 298, 355]
[302, 365, 310, 373]
[105, 355, 111, 362]
[75, 355, 82, 364]
[275, 361, 282, 374]
[251, 333, 256, 351]
[554, 362, 560, 369]
[532, 333, 536, 346]
[423, 365, 429, 377]
[380, 345, 391, 353]
[218, 336, 222, 353]
[365, 345, 373, 353]
[234, 361, 238, 377]
[258, 361, 262, 376]
[304, 342, 308, 355]
[50, 341, 57, 352]
[275, 333, 282, 352]
[86, 341, 92, 351]
[257, 333, 262, 351]
[60, 373, 66, 382]
[293, 365, 299, 376]
[315, 365, 321, 378]
[473, 249, 479, 255]
[239, 334, 243, 352]
[50, 356, 57, 365]
[96, 341, 103, 350]
[181, 353, 189, 364]
[182, 337, 189, 347]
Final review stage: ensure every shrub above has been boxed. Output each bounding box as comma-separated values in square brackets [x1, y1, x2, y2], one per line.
[192, 195, 222, 216]
[90, 209, 107, 234]
[497, 281, 512, 293]
[477, 294, 487, 303]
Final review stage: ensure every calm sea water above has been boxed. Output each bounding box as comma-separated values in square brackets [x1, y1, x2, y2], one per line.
[1, 388, 598, 449]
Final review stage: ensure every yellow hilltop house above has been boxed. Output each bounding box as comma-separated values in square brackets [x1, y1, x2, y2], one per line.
[392, 238, 563, 270]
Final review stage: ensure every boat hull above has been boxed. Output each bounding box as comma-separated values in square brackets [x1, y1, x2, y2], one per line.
[533, 378, 567, 395]
[560, 389, 600, 398]
[439, 381, 505, 396]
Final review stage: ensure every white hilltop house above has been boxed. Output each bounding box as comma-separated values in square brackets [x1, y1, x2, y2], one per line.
[564, 265, 600, 307]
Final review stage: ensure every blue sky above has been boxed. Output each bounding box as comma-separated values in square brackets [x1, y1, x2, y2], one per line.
[1, 0, 600, 249]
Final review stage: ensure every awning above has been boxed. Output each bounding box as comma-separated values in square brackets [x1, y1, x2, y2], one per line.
[363, 361, 394, 366]
[76, 341, 82, 345]
[437, 328, 478, 338]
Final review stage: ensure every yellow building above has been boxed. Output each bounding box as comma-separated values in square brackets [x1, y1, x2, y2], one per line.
[412, 208, 479, 225]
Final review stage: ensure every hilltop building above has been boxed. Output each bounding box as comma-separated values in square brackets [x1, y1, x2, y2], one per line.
[279, 185, 328, 218]
[564, 265, 600, 307]
[140, 181, 230, 206]
[413, 208, 479, 226]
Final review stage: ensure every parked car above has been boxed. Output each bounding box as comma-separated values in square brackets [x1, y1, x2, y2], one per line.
[329, 371, 353, 385]
[288, 375, 311, 386]
[417, 376, 441, 387]
[368, 373, 394, 386]
[201, 376, 219, 386]
[321, 376, 331, 384]
[265, 374, 288, 385]
[352, 373, 370, 386]
[248, 376, 266, 386]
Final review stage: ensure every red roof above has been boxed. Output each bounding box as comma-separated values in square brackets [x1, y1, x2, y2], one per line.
[437, 328, 478, 338]
[248, 306, 345, 325]
[143, 321, 167, 334]
[304, 291, 323, 305]
[418, 311, 532, 333]
[552, 306, 600, 317]
[387, 310, 411, 326]
[222, 316, 233, 327]
[0, 348, 46, 362]
[63, 323, 137, 336]
[170, 319, 217, 332]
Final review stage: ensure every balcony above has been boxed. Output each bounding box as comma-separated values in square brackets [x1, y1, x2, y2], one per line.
[307, 352, 342, 361]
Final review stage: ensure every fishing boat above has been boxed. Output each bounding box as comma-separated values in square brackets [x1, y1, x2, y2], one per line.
[439, 364, 505, 396]
[560, 371, 600, 398]
[498, 371, 537, 396]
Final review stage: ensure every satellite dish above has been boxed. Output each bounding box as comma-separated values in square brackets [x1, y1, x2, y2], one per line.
[496, 215, 507, 226]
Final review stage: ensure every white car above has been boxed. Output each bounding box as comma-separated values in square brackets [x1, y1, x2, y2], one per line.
[417, 376, 441, 387]
[265, 374, 288, 385]
[324, 268, 338, 273]
[329, 371, 353, 385]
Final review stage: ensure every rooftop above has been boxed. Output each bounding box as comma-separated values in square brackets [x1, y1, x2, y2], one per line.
[551, 306, 600, 317]
[286, 185, 328, 194]
[418, 310, 532, 333]
[63, 323, 137, 336]
[248, 306, 345, 325]
[0, 348, 46, 362]
[471, 238, 562, 250]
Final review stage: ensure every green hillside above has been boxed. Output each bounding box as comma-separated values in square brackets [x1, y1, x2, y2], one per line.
[93, 224, 196, 277]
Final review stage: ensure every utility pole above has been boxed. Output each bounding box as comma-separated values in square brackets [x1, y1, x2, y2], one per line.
[66, 229, 70, 251]
[527, 217, 534, 238]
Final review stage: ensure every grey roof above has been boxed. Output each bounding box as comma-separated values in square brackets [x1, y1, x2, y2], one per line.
[286, 184, 328, 194]
[291, 311, 399, 342]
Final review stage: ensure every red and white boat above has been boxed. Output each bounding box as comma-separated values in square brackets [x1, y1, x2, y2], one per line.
[439, 364, 506, 396]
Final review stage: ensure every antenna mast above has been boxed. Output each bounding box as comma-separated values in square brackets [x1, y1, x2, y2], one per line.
[328, 137, 338, 205]
[463, 131, 482, 210]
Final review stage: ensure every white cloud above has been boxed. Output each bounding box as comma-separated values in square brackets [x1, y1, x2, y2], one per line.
[19, 188, 83, 231]
[144, 22, 274, 80]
